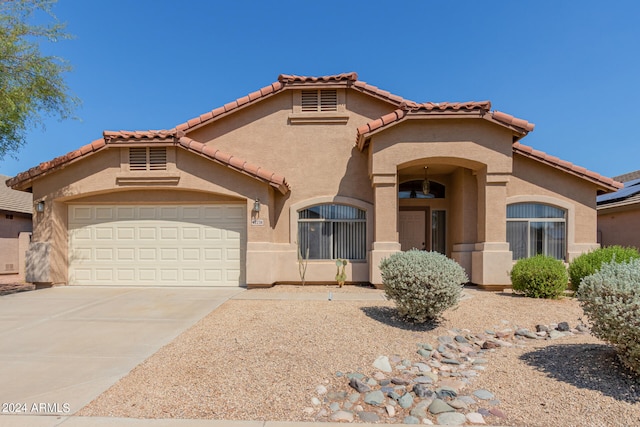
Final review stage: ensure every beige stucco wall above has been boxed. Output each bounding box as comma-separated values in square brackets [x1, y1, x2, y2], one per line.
[19, 84, 606, 288]
[509, 154, 600, 260]
[598, 205, 640, 249]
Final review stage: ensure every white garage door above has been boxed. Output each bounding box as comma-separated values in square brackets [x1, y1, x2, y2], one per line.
[68, 204, 246, 286]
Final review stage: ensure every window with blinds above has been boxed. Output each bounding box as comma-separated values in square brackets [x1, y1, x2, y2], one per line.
[129, 147, 167, 171]
[506, 203, 566, 261]
[301, 89, 338, 112]
[298, 204, 366, 260]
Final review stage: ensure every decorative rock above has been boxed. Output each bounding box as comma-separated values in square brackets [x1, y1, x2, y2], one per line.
[448, 398, 468, 409]
[410, 404, 428, 419]
[315, 385, 327, 395]
[311, 397, 321, 406]
[436, 386, 458, 399]
[419, 343, 434, 351]
[348, 392, 361, 403]
[398, 392, 414, 409]
[303, 407, 314, 415]
[326, 391, 347, 401]
[458, 395, 476, 405]
[366, 377, 378, 386]
[437, 412, 467, 425]
[380, 386, 394, 394]
[329, 402, 341, 412]
[329, 410, 354, 422]
[442, 358, 461, 365]
[414, 362, 431, 372]
[413, 383, 434, 398]
[438, 336, 454, 344]
[403, 416, 420, 424]
[473, 389, 495, 400]
[417, 348, 432, 358]
[349, 378, 370, 393]
[363, 390, 385, 406]
[557, 321, 570, 332]
[353, 404, 364, 412]
[346, 372, 364, 380]
[387, 391, 401, 401]
[466, 412, 486, 424]
[576, 324, 590, 333]
[478, 408, 491, 417]
[548, 330, 564, 340]
[385, 404, 396, 417]
[428, 398, 456, 414]
[391, 377, 410, 385]
[482, 340, 500, 349]
[415, 375, 433, 384]
[358, 411, 380, 423]
[373, 371, 387, 381]
[455, 335, 469, 344]
[373, 355, 393, 372]
[536, 324, 549, 332]
[490, 407, 507, 418]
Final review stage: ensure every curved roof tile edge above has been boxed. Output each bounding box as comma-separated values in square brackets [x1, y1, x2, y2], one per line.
[174, 72, 413, 134]
[513, 142, 622, 192]
[177, 136, 290, 195]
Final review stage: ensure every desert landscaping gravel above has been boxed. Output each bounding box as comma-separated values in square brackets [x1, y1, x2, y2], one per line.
[78, 285, 640, 426]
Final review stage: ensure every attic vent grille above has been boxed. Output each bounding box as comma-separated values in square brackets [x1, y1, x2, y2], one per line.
[129, 147, 167, 171]
[301, 89, 338, 112]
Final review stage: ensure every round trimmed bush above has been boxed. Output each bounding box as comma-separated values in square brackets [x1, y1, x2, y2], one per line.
[379, 250, 467, 323]
[577, 259, 640, 376]
[510, 255, 568, 299]
[568, 245, 640, 290]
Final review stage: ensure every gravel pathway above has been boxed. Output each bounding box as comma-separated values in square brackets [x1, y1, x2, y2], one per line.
[78, 286, 640, 426]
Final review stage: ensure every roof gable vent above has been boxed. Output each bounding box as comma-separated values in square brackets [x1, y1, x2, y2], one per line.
[129, 147, 167, 171]
[301, 89, 338, 112]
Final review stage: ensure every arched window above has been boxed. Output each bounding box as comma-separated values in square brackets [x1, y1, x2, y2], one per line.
[298, 204, 366, 260]
[398, 180, 445, 199]
[507, 203, 566, 260]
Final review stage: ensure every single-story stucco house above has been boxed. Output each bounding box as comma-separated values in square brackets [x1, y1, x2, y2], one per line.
[597, 170, 640, 249]
[0, 174, 32, 276]
[6, 73, 622, 289]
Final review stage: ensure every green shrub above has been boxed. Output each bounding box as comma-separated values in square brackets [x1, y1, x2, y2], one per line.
[510, 255, 568, 298]
[577, 259, 640, 376]
[379, 250, 467, 323]
[568, 246, 640, 290]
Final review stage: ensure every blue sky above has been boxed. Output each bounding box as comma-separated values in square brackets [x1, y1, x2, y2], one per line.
[1, 0, 639, 179]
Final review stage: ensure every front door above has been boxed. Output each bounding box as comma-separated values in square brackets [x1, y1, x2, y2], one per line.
[399, 210, 426, 251]
[399, 209, 447, 253]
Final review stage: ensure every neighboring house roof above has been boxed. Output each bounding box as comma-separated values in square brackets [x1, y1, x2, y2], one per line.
[5, 72, 619, 196]
[7, 131, 290, 195]
[613, 169, 640, 183]
[597, 175, 640, 208]
[0, 174, 33, 214]
[513, 143, 622, 192]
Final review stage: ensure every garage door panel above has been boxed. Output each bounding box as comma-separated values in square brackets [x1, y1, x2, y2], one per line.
[69, 204, 245, 286]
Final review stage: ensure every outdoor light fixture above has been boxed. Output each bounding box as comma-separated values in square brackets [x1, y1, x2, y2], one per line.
[422, 167, 430, 196]
[36, 201, 45, 213]
[253, 198, 261, 213]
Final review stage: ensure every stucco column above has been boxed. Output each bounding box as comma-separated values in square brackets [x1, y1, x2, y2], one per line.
[369, 173, 401, 287]
[471, 170, 513, 287]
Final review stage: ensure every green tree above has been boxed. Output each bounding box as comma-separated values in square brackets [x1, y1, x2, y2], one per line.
[0, 0, 78, 159]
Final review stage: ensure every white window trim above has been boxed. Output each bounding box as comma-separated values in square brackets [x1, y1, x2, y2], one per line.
[290, 196, 373, 262]
[506, 195, 575, 261]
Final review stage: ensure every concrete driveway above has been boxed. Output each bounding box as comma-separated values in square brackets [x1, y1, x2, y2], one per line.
[0, 286, 243, 417]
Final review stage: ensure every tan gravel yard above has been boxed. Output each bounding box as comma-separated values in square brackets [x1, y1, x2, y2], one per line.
[78, 286, 640, 426]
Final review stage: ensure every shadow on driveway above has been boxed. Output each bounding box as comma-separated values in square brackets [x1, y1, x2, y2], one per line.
[520, 343, 640, 403]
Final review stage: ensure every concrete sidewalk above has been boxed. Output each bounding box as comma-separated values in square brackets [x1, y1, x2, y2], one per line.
[0, 286, 243, 417]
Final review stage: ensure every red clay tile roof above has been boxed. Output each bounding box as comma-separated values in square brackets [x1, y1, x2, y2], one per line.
[356, 101, 535, 150]
[513, 142, 622, 191]
[177, 136, 289, 194]
[7, 131, 290, 194]
[174, 72, 413, 133]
